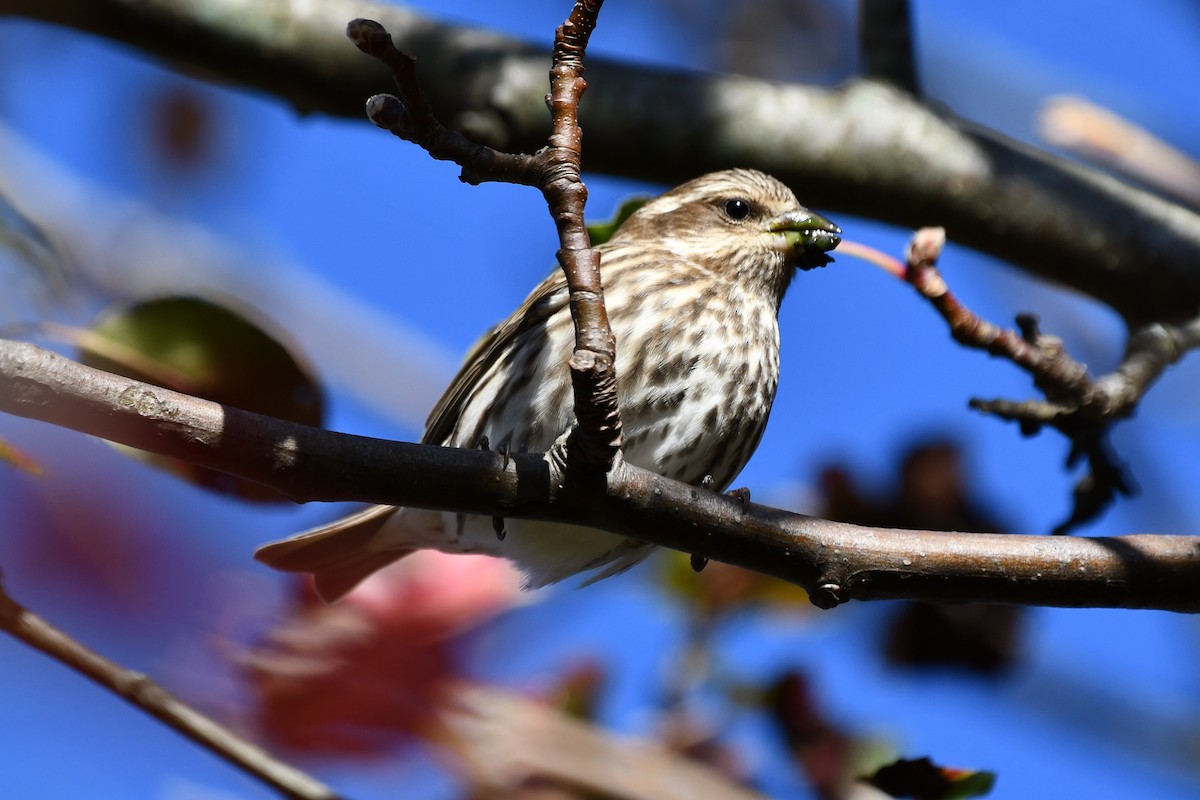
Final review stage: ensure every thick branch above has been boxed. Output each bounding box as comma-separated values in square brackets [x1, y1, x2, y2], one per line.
[9, 0, 1200, 325]
[0, 581, 341, 800]
[3, 339, 1198, 612]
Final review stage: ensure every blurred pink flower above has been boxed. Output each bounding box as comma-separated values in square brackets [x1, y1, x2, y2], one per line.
[242, 550, 521, 755]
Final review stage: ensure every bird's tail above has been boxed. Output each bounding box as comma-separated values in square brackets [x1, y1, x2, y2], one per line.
[254, 504, 412, 603]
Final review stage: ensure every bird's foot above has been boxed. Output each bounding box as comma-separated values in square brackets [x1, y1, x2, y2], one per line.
[727, 486, 751, 511]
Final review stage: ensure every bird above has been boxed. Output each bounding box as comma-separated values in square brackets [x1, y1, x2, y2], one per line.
[255, 169, 841, 602]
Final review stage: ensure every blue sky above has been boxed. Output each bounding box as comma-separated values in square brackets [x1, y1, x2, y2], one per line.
[1, 1, 1199, 798]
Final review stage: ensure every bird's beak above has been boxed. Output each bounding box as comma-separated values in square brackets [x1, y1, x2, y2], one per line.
[770, 209, 842, 269]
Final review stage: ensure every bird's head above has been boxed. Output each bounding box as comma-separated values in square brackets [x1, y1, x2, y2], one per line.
[607, 169, 841, 300]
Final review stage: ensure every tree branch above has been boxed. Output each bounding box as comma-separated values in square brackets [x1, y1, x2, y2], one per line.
[902, 227, 1200, 532]
[0, 578, 342, 800]
[437, 683, 768, 800]
[3, 339, 1198, 612]
[9, 0, 1200, 326]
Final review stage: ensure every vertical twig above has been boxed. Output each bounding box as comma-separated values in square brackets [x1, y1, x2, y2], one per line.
[542, 0, 623, 468]
[347, 1, 621, 468]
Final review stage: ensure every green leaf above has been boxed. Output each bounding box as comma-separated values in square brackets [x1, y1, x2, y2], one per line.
[80, 296, 324, 502]
[586, 196, 648, 245]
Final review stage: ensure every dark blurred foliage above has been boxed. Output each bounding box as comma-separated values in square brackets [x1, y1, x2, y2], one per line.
[863, 756, 996, 800]
[766, 671, 855, 800]
[122, 75, 246, 214]
[145, 85, 217, 174]
[547, 660, 606, 722]
[818, 440, 1025, 675]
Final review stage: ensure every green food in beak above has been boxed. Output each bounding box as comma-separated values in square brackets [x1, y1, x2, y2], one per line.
[771, 210, 842, 269]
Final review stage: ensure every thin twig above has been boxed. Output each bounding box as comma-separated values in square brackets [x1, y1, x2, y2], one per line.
[904, 228, 1089, 397]
[345, 19, 535, 186]
[345, 4, 621, 467]
[3, 339, 1198, 612]
[902, 227, 1200, 532]
[0, 577, 341, 800]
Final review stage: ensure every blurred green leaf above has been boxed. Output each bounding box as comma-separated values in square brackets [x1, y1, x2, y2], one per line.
[79, 295, 324, 501]
[586, 196, 647, 245]
[660, 550, 810, 618]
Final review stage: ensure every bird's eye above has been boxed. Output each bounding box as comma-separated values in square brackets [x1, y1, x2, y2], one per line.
[723, 198, 752, 220]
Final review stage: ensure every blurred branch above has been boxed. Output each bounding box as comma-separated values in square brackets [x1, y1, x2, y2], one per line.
[0, 577, 342, 800]
[858, 0, 919, 94]
[346, 7, 621, 468]
[1041, 95, 1200, 209]
[435, 683, 767, 800]
[8, 0, 1200, 326]
[3, 339, 1198, 611]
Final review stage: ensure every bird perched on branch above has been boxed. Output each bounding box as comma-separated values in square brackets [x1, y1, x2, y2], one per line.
[255, 169, 841, 601]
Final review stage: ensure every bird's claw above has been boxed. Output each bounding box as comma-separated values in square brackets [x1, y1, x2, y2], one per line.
[727, 486, 751, 511]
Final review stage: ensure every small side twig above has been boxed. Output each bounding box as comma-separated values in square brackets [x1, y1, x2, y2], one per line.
[903, 227, 1200, 532]
[0, 577, 341, 800]
[346, 2, 621, 468]
[346, 20, 535, 186]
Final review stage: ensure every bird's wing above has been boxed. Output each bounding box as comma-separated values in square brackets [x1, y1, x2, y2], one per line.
[422, 269, 570, 446]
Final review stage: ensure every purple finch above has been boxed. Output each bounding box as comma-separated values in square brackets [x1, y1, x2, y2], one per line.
[256, 169, 840, 601]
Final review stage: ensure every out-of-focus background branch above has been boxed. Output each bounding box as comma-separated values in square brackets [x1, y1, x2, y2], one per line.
[8, 0, 1200, 326]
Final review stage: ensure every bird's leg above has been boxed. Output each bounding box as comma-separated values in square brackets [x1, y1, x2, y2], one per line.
[480, 435, 507, 541]
[691, 475, 720, 571]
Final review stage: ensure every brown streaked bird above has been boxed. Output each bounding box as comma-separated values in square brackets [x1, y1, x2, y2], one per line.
[255, 169, 841, 601]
